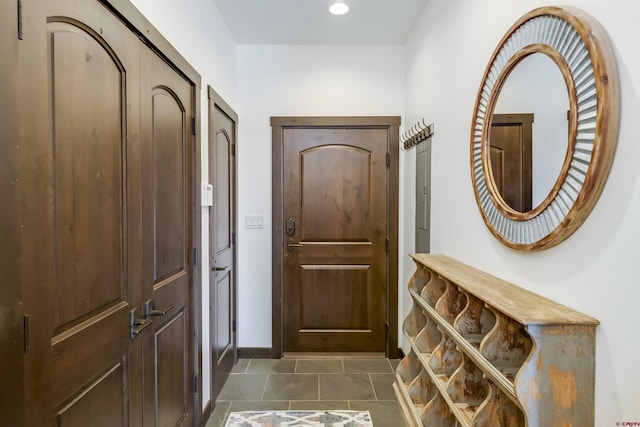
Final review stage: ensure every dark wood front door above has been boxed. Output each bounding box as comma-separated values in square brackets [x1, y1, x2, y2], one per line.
[208, 88, 238, 399]
[489, 113, 534, 212]
[272, 117, 400, 356]
[14, 0, 200, 425]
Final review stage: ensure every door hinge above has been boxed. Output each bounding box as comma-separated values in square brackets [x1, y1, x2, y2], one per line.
[231, 143, 236, 157]
[386, 153, 390, 167]
[23, 315, 29, 354]
[232, 232, 236, 245]
[193, 374, 198, 393]
[193, 247, 198, 265]
[232, 320, 236, 332]
[17, 0, 23, 40]
[385, 238, 390, 253]
[192, 117, 197, 135]
[385, 322, 390, 342]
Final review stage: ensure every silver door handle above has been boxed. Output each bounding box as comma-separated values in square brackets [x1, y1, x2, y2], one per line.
[148, 304, 175, 316]
[287, 242, 304, 251]
[144, 300, 175, 317]
[130, 311, 153, 338]
[213, 266, 229, 271]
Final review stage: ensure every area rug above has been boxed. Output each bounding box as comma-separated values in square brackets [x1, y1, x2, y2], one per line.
[224, 410, 373, 427]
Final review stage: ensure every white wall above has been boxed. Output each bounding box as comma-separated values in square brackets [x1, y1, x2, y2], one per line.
[128, 0, 237, 409]
[403, 0, 640, 423]
[235, 45, 405, 347]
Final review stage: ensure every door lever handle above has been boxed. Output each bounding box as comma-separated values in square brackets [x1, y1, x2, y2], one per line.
[130, 310, 153, 338]
[132, 317, 153, 335]
[144, 300, 175, 317]
[287, 241, 304, 251]
[148, 304, 175, 316]
[213, 266, 229, 271]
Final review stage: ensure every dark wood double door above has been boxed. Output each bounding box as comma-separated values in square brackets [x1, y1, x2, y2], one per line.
[1, 0, 199, 425]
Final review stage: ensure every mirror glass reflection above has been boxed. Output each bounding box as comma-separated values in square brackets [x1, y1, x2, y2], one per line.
[489, 53, 569, 212]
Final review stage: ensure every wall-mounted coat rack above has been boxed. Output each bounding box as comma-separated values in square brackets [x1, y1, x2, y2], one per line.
[401, 119, 434, 150]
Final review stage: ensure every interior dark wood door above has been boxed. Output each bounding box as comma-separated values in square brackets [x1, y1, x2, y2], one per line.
[21, 1, 142, 425]
[281, 127, 389, 353]
[489, 113, 534, 212]
[208, 88, 237, 399]
[140, 47, 195, 427]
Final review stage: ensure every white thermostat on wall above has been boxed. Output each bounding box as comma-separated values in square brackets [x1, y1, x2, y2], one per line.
[201, 183, 213, 207]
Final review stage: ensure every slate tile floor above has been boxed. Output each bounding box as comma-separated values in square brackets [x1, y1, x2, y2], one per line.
[205, 358, 403, 427]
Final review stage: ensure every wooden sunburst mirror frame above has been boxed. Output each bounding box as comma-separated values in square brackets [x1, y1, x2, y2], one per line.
[470, 6, 619, 251]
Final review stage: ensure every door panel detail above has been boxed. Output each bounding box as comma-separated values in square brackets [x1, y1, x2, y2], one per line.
[154, 309, 187, 427]
[300, 146, 372, 241]
[299, 265, 371, 330]
[152, 89, 186, 282]
[49, 20, 126, 331]
[215, 272, 232, 361]
[215, 130, 231, 253]
[56, 362, 126, 427]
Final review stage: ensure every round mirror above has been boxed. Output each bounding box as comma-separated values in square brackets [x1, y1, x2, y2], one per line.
[470, 6, 619, 250]
[490, 52, 569, 213]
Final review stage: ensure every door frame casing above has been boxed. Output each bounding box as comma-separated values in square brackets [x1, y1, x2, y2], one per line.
[270, 116, 400, 359]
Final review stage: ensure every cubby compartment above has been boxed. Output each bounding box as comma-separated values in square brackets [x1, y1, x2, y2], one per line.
[447, 355, 489, 424]
[420, 271, 446, 307]
[454, 293, 496, 349]
[407, 369, 437, 411]
[472, 383, 524, 427]
[414, 316, 442, 356]
[420, 392, 458, 427]
[428, 333, 462, 383]
[397, 349, 421, 387]
[403, 303, 428, 339]
[408, 265, 432, 294]
[479, 310, 532, 382]
[434, 280, 468, 324]
[397, 254, 599, 427]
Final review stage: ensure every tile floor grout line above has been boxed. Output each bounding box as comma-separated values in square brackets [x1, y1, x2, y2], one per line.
[369, 373, 379, 401]
[259, 372, 269, 401]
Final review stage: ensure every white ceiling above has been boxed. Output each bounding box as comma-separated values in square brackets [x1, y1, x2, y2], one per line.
[214, 0, 429, 45]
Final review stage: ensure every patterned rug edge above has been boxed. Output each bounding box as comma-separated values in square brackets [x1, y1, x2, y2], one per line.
[224, 409, 374, 427]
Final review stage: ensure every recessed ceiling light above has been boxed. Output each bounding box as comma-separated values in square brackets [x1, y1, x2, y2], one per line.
[329, 2, 349, 15]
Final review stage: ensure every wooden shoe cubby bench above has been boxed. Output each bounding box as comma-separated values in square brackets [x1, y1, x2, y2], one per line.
[394, 253, 599, 427]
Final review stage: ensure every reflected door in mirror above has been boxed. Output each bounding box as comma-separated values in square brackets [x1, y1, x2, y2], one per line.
[489, 113, 533, 213]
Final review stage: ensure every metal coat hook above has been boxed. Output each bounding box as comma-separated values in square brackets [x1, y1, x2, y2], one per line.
[401, 119, 434, 150]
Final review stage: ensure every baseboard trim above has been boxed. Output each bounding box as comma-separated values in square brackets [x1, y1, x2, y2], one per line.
[237, 347, 274, 359]
[236, 347, 405, 360]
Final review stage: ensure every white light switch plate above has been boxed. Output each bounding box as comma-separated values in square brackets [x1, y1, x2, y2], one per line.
[245, 214, 264, 229]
